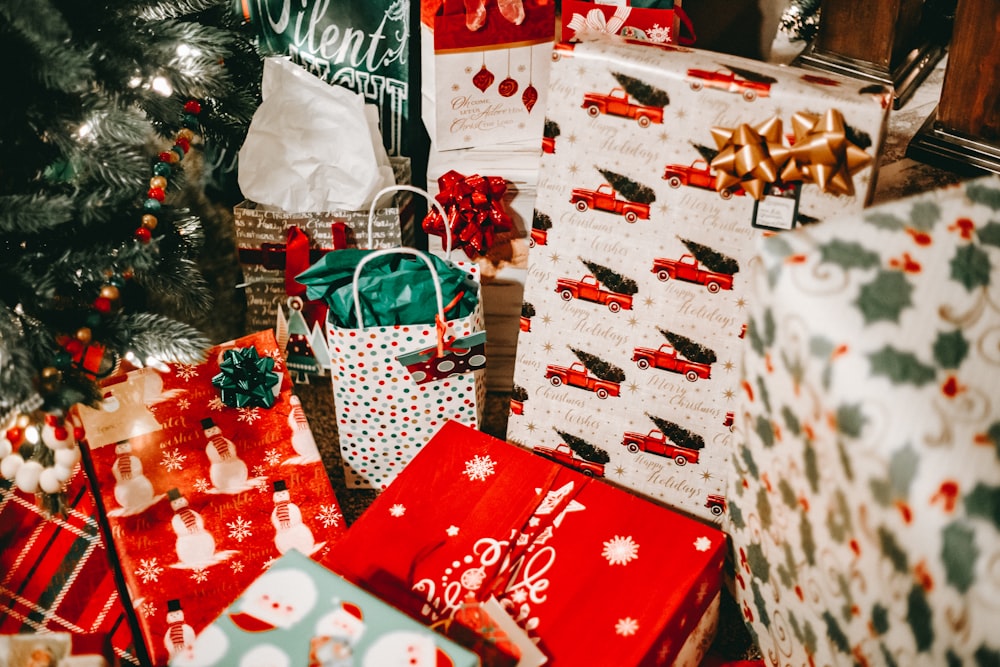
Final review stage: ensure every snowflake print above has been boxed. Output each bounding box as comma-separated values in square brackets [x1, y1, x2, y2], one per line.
[616, 617, 639, 636]
[193, 478, 210, 494]
[602, 535, 639, 566]
[389, 503, 406, 517]
[230, 561, 244, 574]
[446, 525, 460, 537]
[228, 516, 253, 542]
[177, 398, 191, 411]
[238, 407, 261, 424]
[694, 536, 713, 552]
[317, 504, 343, 528]
[647, 23, 671, 43]
[191, 568, 209, 584]
[135, 558, 163, 584]
[264, 449, 281, 466]
[463, 454, 496, 481]
[139, 601, 157, 618]
[509, 588, 528, 604]
[174, 364, 199, 380]
[161, 449, 186, 472]
[251, 464, 266, 478]
[207, 396, 225, 411]
[266, 348, 284, 369]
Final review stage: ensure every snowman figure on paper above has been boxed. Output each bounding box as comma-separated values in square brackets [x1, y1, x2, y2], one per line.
[202, 418, 260, 493]
[362, 631, 456, 667]
[283, 395, 321, 465]
[167, 488, 234, 569]
[313, 599, 366, 666]
[271, 479, 324, 556]
[163, 599, 197, 663]
[228, 567, 318, 633]
[108, 439, 162, 516]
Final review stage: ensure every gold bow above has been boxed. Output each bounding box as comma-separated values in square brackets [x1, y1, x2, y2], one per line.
[781, 109, 871, 197]
[709, 117, 791, 201]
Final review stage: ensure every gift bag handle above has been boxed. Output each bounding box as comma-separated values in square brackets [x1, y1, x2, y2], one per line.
[368, 185, 454, 259]
[351, 248, 447, 334]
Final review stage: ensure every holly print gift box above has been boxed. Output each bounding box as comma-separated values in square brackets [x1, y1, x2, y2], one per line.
[73, 330, 347, 667]
[729, 176, 1000, 664]
[506, 36, 890, 524]
[326, 420, 726, 666]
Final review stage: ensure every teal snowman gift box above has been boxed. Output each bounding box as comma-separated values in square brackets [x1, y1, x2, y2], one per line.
[172, 549, 478, 667]
[727, 176, 1000, 665]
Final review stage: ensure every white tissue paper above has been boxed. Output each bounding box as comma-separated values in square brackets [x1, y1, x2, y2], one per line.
[238, 57, 396, 212]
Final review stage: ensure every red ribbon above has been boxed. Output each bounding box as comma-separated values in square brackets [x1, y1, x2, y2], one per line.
[285, 224, 347, 327]
[425, 170, 513, 259]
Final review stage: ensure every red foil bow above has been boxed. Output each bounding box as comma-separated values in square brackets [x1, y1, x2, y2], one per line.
[425, 170, 513, 258]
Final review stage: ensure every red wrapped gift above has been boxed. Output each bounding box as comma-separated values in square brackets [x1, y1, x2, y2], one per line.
[73, 330, 347, 666]
[0, 471, 139, 665]
[327, 420, 725, 666]
[561, 0, 696, 46]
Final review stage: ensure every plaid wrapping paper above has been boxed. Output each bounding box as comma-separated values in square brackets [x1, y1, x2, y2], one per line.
[0, 472, 139, 665]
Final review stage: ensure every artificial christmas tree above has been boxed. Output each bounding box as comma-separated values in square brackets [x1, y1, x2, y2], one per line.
[0, 0, 260, 511]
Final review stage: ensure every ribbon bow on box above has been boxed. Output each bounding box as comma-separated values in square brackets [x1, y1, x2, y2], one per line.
[424, 170, 513, 259]
[211, 346, 281, 409]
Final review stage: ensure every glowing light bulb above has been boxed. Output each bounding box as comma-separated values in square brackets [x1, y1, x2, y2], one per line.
[151, 76, 173, 97]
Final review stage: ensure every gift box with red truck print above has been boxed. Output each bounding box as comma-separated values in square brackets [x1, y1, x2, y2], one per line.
[326, 420, 726, 666]
[506, 36, 890, 524]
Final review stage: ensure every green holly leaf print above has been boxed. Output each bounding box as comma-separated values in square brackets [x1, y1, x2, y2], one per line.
[751, 580, 770, 628]
[802, 620, 818, 656]
[801, 513, 818, 566]
[890, 445, 919, 496]
[755, 414, 775, 448]
[964, 483, 1000, 529]
[823, 610, 851, 655]
[810, 335, 834, 359]
[746, 541, 771, 584]
[836, 439, 856, 483]
[729, 497, 746, 529]
[740, 444, 760, 479]
[907, 584, 934, 652]
[910, 201, 941, 230]
[779, 478, 797, 508]
[756, 486, 773, 531]
[942, 521, 978, 594]
[804, 442, 819, 494]
[988, 422, 1000, 459]
[869, 346, 936, 386]
[871, 603, 890, 635]
[856, 270, 914, 324]
[865, 211, 907, 231]
[978, 221, 1000, 248]
[777, 542, 798, 589]
[933, 330, 969, 369]
[827, 488, 852, 543]
[879, 643, 900, 667]
[975, 646, 1000, 666]
[836, 403, 867, 438]
[819, 239, 880, 269]
[966, 181, 1000, 210]
[879, 525, 910, 573]
[835, 573, 855, 622]
[781, 405, 801, 437]
[748, 315, 766, 357]
[950, 244, 992, 291]
[780, 349, 805, 390]
[870, 478, 892, 507]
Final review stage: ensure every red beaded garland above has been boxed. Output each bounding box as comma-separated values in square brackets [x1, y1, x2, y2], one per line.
[183, 100, 202, 114]
[175, 136, 190, 153]
[134, 227, 152, 243]
[158, 151, 174, 163]
[147, 187, 165, 201]
[92, 297, 113, 314]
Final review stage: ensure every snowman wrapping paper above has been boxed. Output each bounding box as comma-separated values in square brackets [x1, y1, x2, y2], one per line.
[73, 330, 347, 667]
[173, 549, 478, 667]
[728, 176, 1000, 665]
[505, 36, 891, 524]
[326, 420, 726, 666]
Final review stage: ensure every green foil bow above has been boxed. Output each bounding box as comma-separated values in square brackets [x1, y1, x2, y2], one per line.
[211, 346, 280, 409]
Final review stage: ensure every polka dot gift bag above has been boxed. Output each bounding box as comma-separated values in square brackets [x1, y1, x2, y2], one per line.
[299, 187, 487, 490]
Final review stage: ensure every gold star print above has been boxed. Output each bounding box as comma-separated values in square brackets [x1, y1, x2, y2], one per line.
[451, 83, 460, 92]
[723, 389, 735, 400]
[577, 65, 587, 77]
[542, 342, 554, 353]
[465, 66, 473, 74]
[567, 133, 577, 144]
[518, 123, 525, 130]
[549, 252, 561, 263]
[627, 316, 639, 328]
[701, 471, 712, 481]
[627, 381, 640, 393]
[724, 361, 735, 372]
[541, 315, 552, 325]
[657, 203, 670, 216]
[526, 422, 537, 432]
[736, 297, 747, 309]
[615, 466, 626, 477]
[643, 296, 655, 307]
[518, 64, 526, 73]
[676, 109, 686, 120]
[657, 131, 669, 142]
[568, 163, 579, 175]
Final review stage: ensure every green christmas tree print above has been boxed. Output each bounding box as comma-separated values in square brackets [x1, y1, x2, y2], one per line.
[678, 237, 740, 275]
[543, 118, 561, 139]
[610, 71, 670, 107]
[532, 210, 552, 231]
[646, 413, 705, 449]
[597, 168, 656, 205]
[555, 428, 610, 464]
[511, 383, 528, 402]
[570, 346, 626, 383]
[580, 258, 638, 295]
[658, 328, 718, 364]
[521, 301, 535, 318]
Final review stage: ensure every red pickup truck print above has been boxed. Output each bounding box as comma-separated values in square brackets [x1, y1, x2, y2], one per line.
[570, 184, 651, 223]
[651, 254, 735, 293]
[621, 430, 701, 466]
[532, 443, 606, 477]
[663, 159, 745, 199]
[581, 88, 664, 127]
[556, 275, 633, 313]
[705, 494, 727, 516]
[686, 67, 773, 101]
[632, 343, 712, 381]
[545, 362, 621, 399]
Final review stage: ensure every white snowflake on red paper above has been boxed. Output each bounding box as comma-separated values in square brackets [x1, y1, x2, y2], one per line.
[266, 348, 283, 369]
[264, 449, 281, 466]
[139, 601, 157, 618]
[161, 449, 186, 472]
[207, 396, 225, 411]
[648, 23, 671, 43]
[251, 465, 266, 478]
[190, 568, 209, 583]
[230, 561, 244, 574]
[615, 617, 639, 636]
[193, 478, 210, 494]
[177, 398, 190, 411]
[389, 503, 406, 517]
[602, 535, 639, 566]
[463, 454, 496, 481]
[693, 536, 713, 552]
[317, 504, 343, 528]
[509, 588, 528, 604]
[446, 525, 460, 537]
[238, 407, 261, 424]
[174, 364, 199, 380]
[228, 516, 253, 542]
[135, 558, 163, 584]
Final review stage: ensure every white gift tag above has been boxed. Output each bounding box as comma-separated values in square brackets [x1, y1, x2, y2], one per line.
[482, 596, 548, 666]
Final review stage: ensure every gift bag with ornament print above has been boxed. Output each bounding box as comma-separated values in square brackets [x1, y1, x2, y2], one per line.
[420, 0, 554, 151]
[298, 187, 486, 491]
[72, 330, 346, 667]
